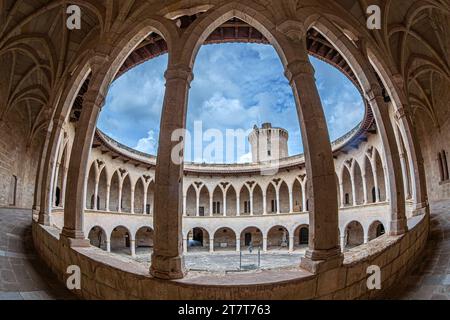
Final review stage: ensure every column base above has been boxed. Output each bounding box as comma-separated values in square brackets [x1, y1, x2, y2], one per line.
[412, 202, 429, 217]
[300, 247, 343, 274]
[37, 212, 50, 226]
[60, 228, 90, 248]
[389, 218, 408, 236]
[150, 253, 186, 280]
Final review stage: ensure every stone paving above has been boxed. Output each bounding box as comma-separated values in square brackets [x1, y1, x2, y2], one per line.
[127, 248, 305, 272]
[0, 208, 74, 300]
[385, 200, 450, 300]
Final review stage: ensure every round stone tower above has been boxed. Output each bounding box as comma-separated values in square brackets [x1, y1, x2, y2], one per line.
[248, 123, 289, 163]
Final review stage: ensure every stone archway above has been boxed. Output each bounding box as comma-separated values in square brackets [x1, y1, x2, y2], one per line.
[88, 226, 107, 251]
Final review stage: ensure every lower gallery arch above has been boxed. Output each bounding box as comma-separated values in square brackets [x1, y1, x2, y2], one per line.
[213, 227, 237, 251]
[294, 225, 309, 250]
[88, 226, 107, 250]
[368, 221, 386, 241]
[110, 226, 132, 255]
[135, 227, 154, 254]
[344, 221, 364, 249]
[187, 227, 210, 252]
[240, 227, 263, 250]
[267, 225, 289, 251]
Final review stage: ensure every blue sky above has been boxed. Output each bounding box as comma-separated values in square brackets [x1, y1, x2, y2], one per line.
[98, 42, 364, 163]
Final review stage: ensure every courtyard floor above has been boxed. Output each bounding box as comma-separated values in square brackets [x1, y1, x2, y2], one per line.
[1, 200, 450, 299]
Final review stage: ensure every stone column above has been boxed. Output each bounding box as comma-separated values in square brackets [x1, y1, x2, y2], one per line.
[105, 183, 111, 212]
[209, 238, 214, 253]
[288, 189, 294, 213]
[350, 174, 357, 206]
[182, 194, 186, 217]
[130, 187, 135, 214]
[93, 173, 99, 210]
[362, 173, 368, 204]
[262, 237, 268, 252]
[367, 84, 407, 235]
[399, 153, 411, 199]
[339, 182, 345, 208]
[143, 186, 148, 215]
[249, 192, 254, 216]
[183, 238, 188, 254]
[236, 195, 240, 216]
[373, 163, 380, 203]
[39, 117, 65, 225]
[222, 190, 227, 217]
[60, 167, 68, 208]
[285, 46, 342, 274]
[262, 191, 267, 215]
[106, 240, 111, 253]
[275, 187, 281, 214]
[61, 89, 104, 248]
[340, 236, 345, 252]
[289, 236, 294, 252]
[364, 235, 369, 244]
[236, 238, 241, 252]
[130, 240, 136, 257]
[209, 192, 214, 216]
[150, 65, 192, 280]
[118, 185, 123, 213]
[301, 182, 307, 212]
[196, 190, 200, 217]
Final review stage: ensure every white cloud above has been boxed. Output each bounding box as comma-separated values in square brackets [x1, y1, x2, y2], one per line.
[238, 152, 253, 164]
[135, 130, 158, 154]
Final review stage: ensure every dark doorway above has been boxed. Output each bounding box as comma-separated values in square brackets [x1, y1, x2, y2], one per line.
[372, 187, 377, 203]
[299, 227, 309, 245]
[376, 224, 385, 237]
[199, 206, 205, 216]
[193, 228, 204, 246]
[125, 233, 130, 248]
[245, 233, 252, 246]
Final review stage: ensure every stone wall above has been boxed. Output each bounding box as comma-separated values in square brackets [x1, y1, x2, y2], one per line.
[32, 211, 428, 300]
[0, 112, 42, 209]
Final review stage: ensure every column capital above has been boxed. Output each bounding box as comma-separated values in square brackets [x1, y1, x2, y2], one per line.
[395, 107, 410, 120]
[164, 65, 194, 84]
[284, 59, 315, 83]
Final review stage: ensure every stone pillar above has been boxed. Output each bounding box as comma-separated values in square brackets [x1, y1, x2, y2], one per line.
[340, 236, 345, 252]
[285, 47, 342, 274]
[364, 235, 369, 244]
[275, 187, 281, 214]
[262, 192, 267, 215]
[182, 194, 186, 217]
[61, 89, 104, 248]
[60, 167, 68, 208]
[373, 163, 380, 203]
[209, 192, 214, 216]
[150, 65, 192, 280]
[288, 190, 294, 213]
[130, 187, 135, 214]
[301, 182, 307, 212]
[367, 84, 407, 235]
[339, 182, 345, 208]
[118, 185, 123, 213]
[209, 238, 214, 253]
[362, 173, 368, 205]
[183, 238, 188, 254]
[262, 237, 268, 252]
[93, 174, 99, 210]
[350, 174, 357, 206]
[249, 192, 254, 216]
[130, 240, 136, 257]
[236, 195, 240, 216]
[236, 238, 241, 252]
[399, 153, 411, 199]
[39, 117, 65, 226]
[143, 187, 148, 215]
[196, 190, 200, 217]
[106, 240, 111, 252]
[105, 183, 111, 212]
[222, 190, 227, 217]
[289, 236, 294, 252]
